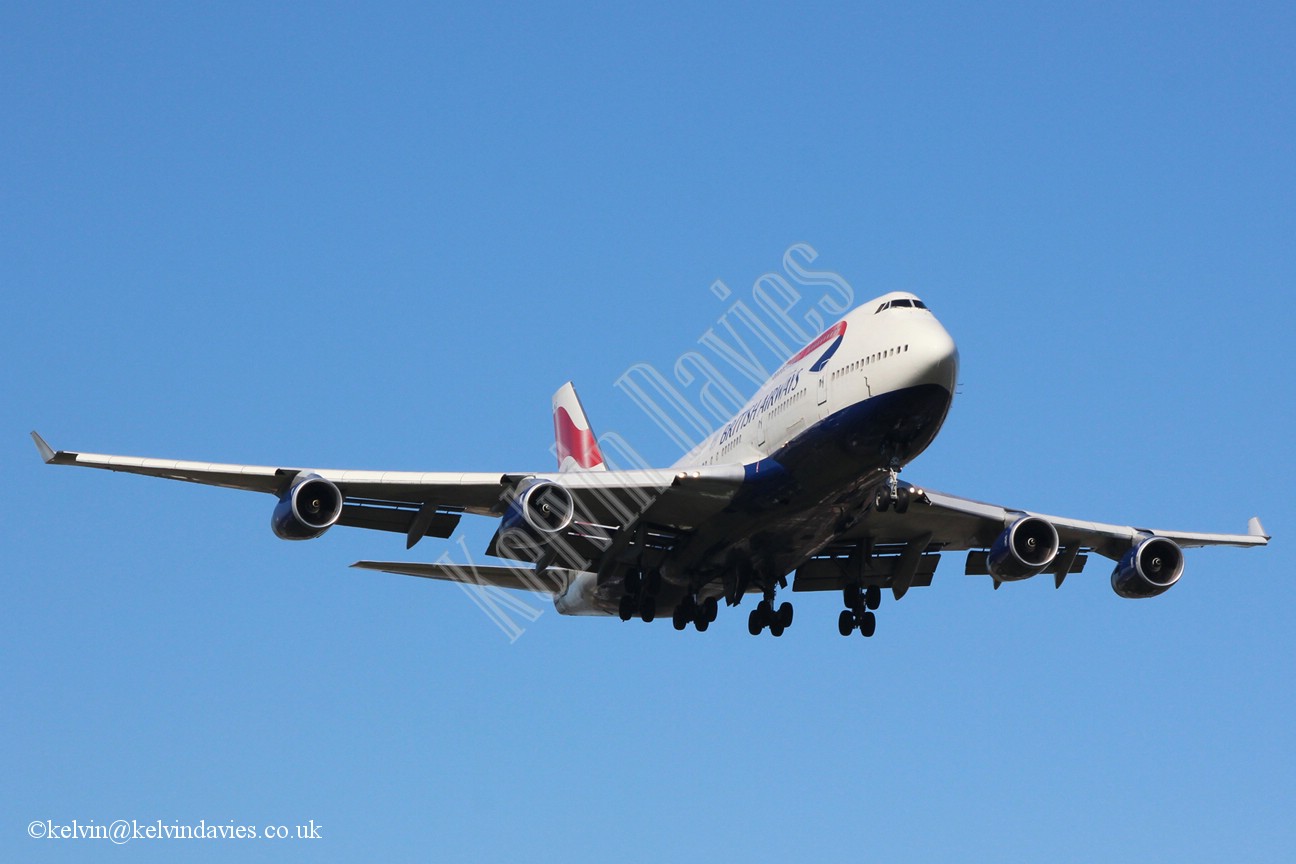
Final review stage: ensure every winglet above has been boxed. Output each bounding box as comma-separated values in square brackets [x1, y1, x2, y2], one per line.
[1248, 517, 1270, 540]
[30, 430, 56, 464]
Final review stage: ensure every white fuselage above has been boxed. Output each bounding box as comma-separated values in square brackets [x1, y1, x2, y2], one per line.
[678, 292, 959, 470]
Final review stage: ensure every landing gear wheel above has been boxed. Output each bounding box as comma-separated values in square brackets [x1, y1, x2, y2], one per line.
[874, 488, 891, 513]
[838, 609, 855, 636]
[858, 610, 877, 637]
[769, 621, 785, 637]
[702, 597, 718, 623]
[894, 485, 911, 514]
[695, 615, 709, 632]
[618, 595, 635, 622]
[639, 594, 656, 623]
[672, 606, 688, 631]
[864, 585, 881, 611]
[844, 585, 862, 610]
[777, 602, 793, 629]
[747, 609, 762, 636]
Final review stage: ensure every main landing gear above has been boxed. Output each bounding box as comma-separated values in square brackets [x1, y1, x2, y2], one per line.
[618, 568, 662, 623]
[838, 583, 881, 637]
[672, 595, 718, 632]
[747, 592, 794, 637]
[618, 570, 718, 631]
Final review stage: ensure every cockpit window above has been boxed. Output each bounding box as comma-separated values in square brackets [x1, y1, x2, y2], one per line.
[876, 297, 930, 313]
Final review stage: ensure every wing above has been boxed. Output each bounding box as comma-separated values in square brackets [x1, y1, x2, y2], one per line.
[30, 431, 742, 549]
[797, 484, 1268, 598]
[905, 488, 1268, 558]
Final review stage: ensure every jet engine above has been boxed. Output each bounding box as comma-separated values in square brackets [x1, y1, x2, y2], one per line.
[492, 478, 576, 557]
[504, 479, 574, 534]
[1111, 536, 1184, 598]
[987, 516, 1060, 581]
[271, 474, 344, 540]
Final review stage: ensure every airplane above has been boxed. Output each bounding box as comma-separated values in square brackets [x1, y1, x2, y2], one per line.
[31, 292, 1269, 638]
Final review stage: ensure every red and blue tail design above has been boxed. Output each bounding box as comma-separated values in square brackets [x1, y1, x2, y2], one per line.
[552, 382, 605, 472]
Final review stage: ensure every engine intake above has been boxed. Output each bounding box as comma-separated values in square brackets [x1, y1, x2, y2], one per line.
[272, 474, 344, 540]
[988, 516, 1060, 581]
[1112, 536, 1184, 598]
[496, 478, 575, 550]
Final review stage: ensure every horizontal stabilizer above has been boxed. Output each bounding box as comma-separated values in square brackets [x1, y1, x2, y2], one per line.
[350, 560, 564, 594]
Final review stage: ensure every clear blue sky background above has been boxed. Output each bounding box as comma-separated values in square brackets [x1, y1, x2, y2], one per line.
[4, 2, 1293, 861]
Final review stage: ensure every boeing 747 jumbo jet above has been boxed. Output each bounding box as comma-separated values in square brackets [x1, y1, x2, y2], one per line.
[32, 293, 1268, 637]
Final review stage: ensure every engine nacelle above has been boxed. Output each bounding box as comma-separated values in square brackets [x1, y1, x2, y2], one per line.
[501, 479, 575, 537]
[988, 516, 1060, 581]
[1112, 536, 1184, 598]
[271, 474, 344, 540]
[491, 479, 576, 560]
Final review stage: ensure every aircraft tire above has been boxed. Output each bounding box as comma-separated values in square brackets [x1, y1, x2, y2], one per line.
[777, 602, 793, 628]
[838, 609, 854, 636]
[858, 610, 876, 637]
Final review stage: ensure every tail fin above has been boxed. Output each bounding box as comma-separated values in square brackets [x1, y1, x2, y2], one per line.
[552, 382, 605, 472]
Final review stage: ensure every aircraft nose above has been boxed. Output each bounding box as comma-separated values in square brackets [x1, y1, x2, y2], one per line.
[913, 324, 959, 393]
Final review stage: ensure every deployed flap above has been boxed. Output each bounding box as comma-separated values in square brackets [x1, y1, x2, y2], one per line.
[553, 382, 606, 472]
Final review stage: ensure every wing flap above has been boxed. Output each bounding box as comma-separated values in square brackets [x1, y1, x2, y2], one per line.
[337, 500, 463, 542]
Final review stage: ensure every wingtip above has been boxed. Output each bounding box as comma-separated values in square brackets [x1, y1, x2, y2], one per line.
[30, 430, 56, 464]
[1248, 517, 1270, 540]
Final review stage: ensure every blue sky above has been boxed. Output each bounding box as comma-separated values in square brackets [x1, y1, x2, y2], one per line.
[4, 2, 1293, 861]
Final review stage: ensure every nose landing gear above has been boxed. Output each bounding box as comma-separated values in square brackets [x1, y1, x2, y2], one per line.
[874, 465, 926, 515]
